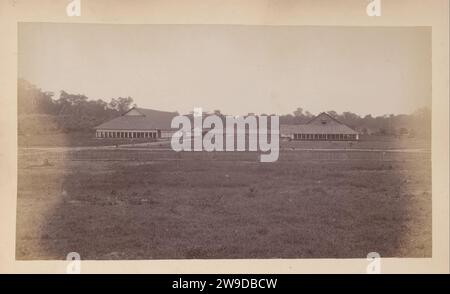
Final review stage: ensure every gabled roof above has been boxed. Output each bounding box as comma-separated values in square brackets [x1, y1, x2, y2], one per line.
[280, 112, 358, 135]
[306, 112, 344, 125]
[280, 124, 358, 135]
[95, 107, 178, 130]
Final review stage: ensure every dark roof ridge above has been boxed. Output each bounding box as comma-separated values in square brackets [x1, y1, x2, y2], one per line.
[122, 107, 178, 117]
[307, 112, 357, 132]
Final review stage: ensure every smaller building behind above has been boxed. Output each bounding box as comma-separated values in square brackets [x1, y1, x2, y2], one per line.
[280, 112, 359, 141]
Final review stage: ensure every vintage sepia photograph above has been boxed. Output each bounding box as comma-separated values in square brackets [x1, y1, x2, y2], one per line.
[16, 23, 432, 260]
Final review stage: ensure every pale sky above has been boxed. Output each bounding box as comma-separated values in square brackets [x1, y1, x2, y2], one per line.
[18, 23, 431, 116]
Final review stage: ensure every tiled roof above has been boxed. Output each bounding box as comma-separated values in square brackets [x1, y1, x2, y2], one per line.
[280, 124, 358, 135]
[280, 113, 358, 135]
[95, 107, 178, 130]
[95, 109, 359, 135]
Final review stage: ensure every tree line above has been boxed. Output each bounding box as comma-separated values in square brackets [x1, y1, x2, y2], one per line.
[211, 107, 430, 138]
[277, 107, 431, 138]
[18, 79, 135, 134]
[18, 79, 430, 138]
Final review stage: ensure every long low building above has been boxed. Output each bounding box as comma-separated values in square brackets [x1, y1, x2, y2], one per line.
[280, 112, 359, 141]
[95, 109, 359, 141]
[94, 107, 178, 139]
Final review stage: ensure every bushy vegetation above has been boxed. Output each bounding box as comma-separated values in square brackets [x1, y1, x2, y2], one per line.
[277, 107, 431, 138]
[18, 79, 135, 134]
[18, 79, 430, 139]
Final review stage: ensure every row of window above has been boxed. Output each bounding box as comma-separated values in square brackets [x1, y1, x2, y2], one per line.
[293, 133, 358, 140]
[96, 131, 357, 140]
[96, 131, 158, 139]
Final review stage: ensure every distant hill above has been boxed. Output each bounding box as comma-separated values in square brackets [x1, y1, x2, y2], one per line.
[18, 114, 60, 135]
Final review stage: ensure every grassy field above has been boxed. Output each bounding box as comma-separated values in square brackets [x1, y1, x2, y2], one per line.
[16, 143, 431, 260]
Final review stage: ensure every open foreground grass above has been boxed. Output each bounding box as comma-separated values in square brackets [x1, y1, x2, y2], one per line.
[16, 148, 431, 259]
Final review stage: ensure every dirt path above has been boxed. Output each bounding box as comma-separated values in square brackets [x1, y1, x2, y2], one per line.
[20, 146, 430, 153]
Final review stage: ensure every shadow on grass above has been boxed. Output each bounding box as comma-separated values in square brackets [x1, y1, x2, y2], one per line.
[17, 145, 432, 260]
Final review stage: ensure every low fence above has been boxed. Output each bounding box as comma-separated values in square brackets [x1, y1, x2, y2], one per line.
[18, 147, 431, 166]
